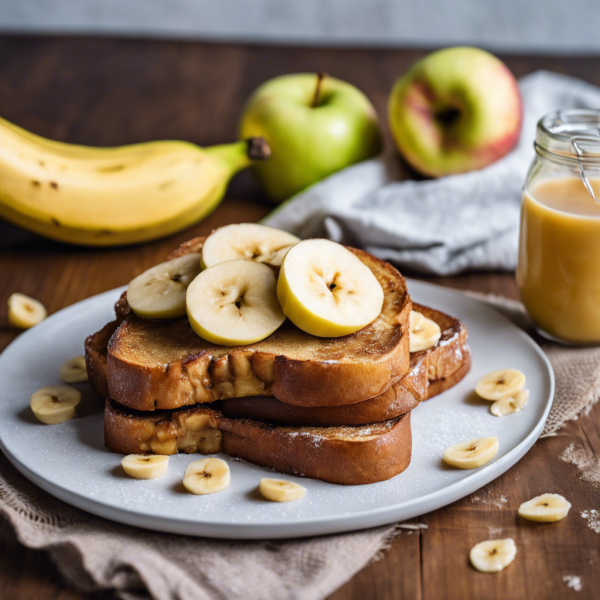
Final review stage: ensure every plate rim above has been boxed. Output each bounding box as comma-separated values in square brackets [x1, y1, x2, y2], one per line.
[0, 279, 555, 539]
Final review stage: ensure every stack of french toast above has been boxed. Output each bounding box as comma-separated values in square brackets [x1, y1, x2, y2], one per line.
[85, 224, 470, 485]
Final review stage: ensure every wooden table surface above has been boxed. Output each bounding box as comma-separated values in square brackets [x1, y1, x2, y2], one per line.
[0, 35, 599, 600]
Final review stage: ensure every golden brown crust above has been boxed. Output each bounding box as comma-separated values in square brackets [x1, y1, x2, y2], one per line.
[87, 304, 470, 423]
[221, 412, 411, 485]
[427, 352, 471, 399]
[221, 355, 425, 426]
[84, 320, 120, 401]
[166, 236, 206, 260]
[104, 399, 411, 485]
[89, 323, 422, 425]
[411, 303, 471, 395]
[114, 291, 131, 321]
[104, 400, 222, 456]
[219, 306, 470, 422]
[107, 245, 411, 410]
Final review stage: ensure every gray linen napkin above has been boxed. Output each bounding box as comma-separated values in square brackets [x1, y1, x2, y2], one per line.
[263, 71, 600, 275]
[1, 292, 599, 600]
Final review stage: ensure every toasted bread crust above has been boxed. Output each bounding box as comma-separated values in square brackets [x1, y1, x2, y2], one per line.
[220, 306, 471, 423]
[84, 320, 120, 401]
[104, 399, 411, 485]
[104, 399, 222, 456]
[107, 245, 411, 410]
[166, 236, 206, 260]
[87, 304, 470, 425]
[114, 292, 131, 321]
[428, 352, 471, 399]
[412, 303, 470, 387]
[220, 413, 411, 485]
[90, 324, 422, 425]
[220, 356, 425, 426]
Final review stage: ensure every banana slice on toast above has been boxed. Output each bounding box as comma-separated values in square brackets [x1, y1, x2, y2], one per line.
[201, 223, 299, 269]
[127, 253, 201, 319]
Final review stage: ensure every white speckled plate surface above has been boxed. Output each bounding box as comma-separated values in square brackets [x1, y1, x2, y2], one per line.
[0, 279, 553, 539]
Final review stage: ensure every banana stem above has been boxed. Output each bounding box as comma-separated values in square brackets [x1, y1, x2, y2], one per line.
[246, 137, 271, 161]
[206, 138, 271, 174]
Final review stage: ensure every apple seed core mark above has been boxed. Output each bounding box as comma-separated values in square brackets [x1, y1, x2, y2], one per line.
[435, 106, 461, 127]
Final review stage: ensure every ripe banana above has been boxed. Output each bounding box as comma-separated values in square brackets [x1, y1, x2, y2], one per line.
[201, 223, 300, 269]
[121, 454, 169, 479]
[475, 369, 526, 401]
[60, 355, 89, 383]
[259, 478, 307, 502]
[183, 457, 231, 495]
[8, 293, 47, 329]
[0, 116, 270, 246]
[470, 538, 517, 573]
[491, 389, 529, 417]
[409, 310, 441, 352]
[442, 436, 499, 469]
[518, 493, 571, 522]
[30, 384, 81, 424]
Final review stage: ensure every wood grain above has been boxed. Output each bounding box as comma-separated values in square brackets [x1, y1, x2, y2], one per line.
[0, 35, 599, 600]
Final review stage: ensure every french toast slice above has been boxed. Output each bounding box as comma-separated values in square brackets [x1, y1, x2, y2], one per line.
[219, 303, 469, 425]
[413, 304, 470, 387]
[106, 237, 411, 410]
[85, 319, 119, 401]
[220, 355, 424, 426]
[86, 304, 469, 426]
[104, 399, 411, 485]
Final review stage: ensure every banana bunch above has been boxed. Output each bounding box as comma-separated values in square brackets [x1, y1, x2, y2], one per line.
[0, 116, 270, 246]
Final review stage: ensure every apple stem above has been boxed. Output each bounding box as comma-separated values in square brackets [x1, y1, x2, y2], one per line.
[311, 72, 327, 108]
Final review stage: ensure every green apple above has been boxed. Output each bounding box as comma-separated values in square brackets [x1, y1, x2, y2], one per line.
[239, 73, 383, 202]
[388, 47, 522, 178]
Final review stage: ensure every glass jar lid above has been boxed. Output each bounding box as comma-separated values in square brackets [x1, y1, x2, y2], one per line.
[535, 109, 600, 202]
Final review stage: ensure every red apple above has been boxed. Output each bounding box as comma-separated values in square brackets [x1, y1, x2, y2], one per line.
[388, 47, 522, 177]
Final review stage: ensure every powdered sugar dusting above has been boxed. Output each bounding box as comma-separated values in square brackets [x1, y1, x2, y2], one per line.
[437, 330, 459, 347]
[280, 430, 325, 447]
[561, 443, 600, 534]
[563, 574, 583, 592]
[580, 510, 600, 534]
[471, 492, 508, 508]
[561, 442, 600, 489]
[417, 404, 497, 467]
[412, 360, 426, 377]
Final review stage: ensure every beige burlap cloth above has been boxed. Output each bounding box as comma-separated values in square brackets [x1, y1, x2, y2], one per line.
[1, 293, 599, 600]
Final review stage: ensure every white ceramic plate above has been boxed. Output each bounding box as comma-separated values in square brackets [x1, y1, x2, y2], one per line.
[0, 280, 553, 539]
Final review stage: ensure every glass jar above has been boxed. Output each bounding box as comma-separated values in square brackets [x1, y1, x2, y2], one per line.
[516, 109, 600, 345]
